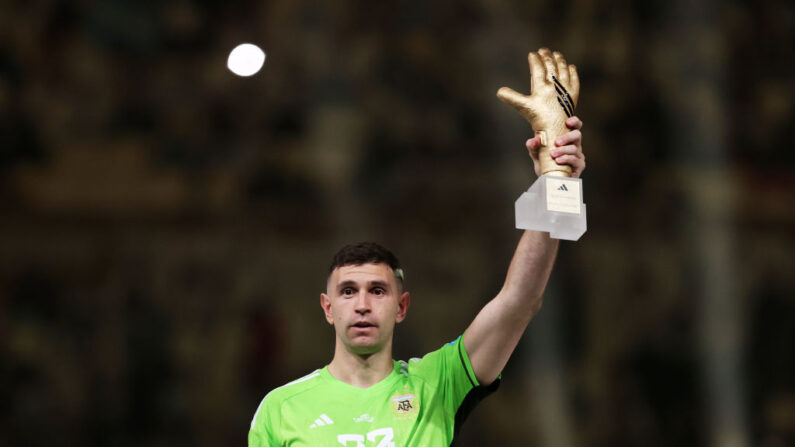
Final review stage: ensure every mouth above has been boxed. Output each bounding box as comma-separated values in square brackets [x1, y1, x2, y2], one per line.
[351, 322, 376, 329]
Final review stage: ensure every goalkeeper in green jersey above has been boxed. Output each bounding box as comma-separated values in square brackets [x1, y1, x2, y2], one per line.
[250, 51, 586, 447]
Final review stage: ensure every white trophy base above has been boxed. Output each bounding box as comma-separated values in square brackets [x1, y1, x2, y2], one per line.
[515, 174, 587, 241]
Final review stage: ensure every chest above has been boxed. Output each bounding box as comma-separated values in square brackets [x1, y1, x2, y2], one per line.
[280, 382, 448, 446]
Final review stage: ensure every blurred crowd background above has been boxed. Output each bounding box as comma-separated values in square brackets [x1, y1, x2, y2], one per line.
[1, 0, 793, 446]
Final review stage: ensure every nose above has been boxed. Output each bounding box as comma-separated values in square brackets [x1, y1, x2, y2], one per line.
[354, 291, 371, 314]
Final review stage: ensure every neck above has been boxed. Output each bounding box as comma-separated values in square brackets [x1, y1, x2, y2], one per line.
[328, 340, 394, 388]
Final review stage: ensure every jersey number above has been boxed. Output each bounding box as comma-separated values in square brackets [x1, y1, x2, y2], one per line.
[337, 427, 395, 447]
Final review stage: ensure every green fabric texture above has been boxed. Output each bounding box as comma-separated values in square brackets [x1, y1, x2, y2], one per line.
[248, 335, 494, 446]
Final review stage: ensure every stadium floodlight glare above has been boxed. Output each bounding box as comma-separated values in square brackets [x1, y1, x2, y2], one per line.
[227, 43, 266, 77]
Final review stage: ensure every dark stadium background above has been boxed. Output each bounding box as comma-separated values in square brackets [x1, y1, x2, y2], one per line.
[1, 1, 793, 446]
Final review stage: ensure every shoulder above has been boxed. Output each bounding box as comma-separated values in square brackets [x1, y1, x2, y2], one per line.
[401, 336, 464, 379]
[263, 369, 324, 403]
[250, 369, 324, 429]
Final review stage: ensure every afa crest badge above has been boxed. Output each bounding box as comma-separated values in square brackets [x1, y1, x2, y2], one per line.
[391, 388, 419, 419]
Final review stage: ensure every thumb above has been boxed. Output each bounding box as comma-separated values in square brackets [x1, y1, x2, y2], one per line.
[526, 137, 541, 161]
[497, 87, 529, 111]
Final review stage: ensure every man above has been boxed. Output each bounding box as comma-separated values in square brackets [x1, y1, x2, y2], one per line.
[250, 50, 585, 446]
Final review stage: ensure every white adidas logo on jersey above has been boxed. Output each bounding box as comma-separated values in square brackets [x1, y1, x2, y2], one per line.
[309, 413, 334, 429]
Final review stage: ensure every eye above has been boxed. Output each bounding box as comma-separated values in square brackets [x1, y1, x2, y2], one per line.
[342, 287, 355, 296]
[372, 287, 385, 296]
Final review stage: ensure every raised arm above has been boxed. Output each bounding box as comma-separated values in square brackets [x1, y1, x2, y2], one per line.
[464, 114, 584, 385]
[463, 229, 557, 386]
[464, 48, 585, 385]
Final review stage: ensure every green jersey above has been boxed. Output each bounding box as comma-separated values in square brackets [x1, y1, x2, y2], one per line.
[249, 335, 499, 446]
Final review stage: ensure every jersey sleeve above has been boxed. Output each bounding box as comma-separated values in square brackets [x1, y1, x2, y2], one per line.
[412, 334, 500, 425]
[248, 393, 280, 447]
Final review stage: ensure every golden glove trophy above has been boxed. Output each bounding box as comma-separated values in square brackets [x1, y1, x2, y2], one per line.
[497, 48, 586, 241]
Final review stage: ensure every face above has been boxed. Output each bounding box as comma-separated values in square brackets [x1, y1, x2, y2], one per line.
[320, 263, 410, 356]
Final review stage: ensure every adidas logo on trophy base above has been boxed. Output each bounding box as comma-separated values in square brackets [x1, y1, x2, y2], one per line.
[515, 174, 586, 241]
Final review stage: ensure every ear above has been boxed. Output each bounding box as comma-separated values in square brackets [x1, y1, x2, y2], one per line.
[320, 293, 334, 325]
[395, 291, 410, 323]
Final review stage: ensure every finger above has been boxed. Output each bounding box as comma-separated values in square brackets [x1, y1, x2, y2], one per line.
[497, 86, 529, 112]
[572, 162, 585, 178]
[553, 51, 569, 83]
[527, 52, 545, 93]
[554, 129, 582, 147]
[568, 65, 580, 106]
[565, 116, 583, 130]
[538, 47, 557, 81]
[526, 137, 541, 161]
[551, 154, 585, 176]
[552, 154, 581, 165]
[550, 144, 581, 158]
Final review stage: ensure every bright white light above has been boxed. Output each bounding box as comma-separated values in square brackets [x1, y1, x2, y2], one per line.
[227, 43, 266, 77]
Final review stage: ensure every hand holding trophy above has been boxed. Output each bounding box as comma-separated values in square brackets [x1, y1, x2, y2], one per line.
[497, 48, 587, 240]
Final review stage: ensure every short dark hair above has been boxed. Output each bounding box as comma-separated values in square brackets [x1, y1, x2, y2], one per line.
[328, 242, 403, 282]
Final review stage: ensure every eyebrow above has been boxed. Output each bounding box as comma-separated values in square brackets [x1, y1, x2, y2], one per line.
[337, 280, 390, 290]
